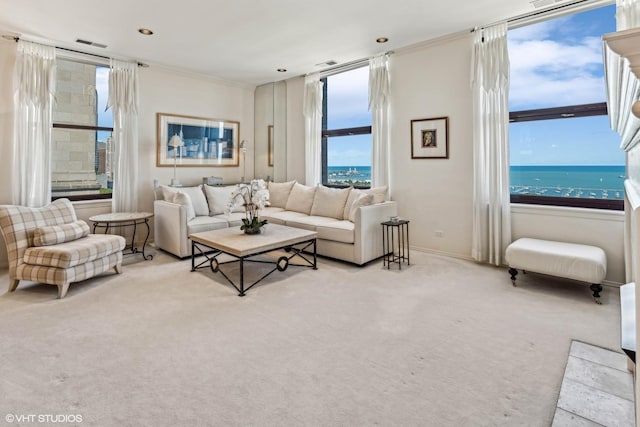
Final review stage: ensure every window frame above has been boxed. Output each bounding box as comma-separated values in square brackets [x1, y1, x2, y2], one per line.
[509, 102, 623, 211]
[320, 72, 372, 189]
[50, 60, 113, 202]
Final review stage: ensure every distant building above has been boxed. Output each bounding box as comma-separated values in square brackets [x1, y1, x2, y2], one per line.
[51, 60, 100, 192]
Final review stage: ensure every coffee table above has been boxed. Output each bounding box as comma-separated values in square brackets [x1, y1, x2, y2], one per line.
[190, 224, 318, 296]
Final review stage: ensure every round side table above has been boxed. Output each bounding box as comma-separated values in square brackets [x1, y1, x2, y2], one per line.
[90, 212, 154, 260]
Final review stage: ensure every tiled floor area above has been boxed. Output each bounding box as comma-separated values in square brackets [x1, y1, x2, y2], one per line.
[552, 341, 635, 426]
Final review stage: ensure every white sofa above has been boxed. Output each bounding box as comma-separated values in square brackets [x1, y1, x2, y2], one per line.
[154, 181, 398, 265]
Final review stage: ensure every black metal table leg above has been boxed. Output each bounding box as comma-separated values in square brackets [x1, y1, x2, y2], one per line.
[239, 257, 245, 297]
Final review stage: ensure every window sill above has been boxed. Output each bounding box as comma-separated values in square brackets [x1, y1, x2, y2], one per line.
[511, 195, 623, 211]
[511, 203, 624, 222]
[52, 194, 112, 202]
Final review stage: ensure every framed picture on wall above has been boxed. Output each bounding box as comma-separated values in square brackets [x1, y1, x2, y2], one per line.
[410, 116, 449, 159]
[268, 125, 274, 167]
[157, 113, 240, 167]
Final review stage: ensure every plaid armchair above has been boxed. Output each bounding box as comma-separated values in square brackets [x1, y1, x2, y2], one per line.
[0, 198, 125, 299]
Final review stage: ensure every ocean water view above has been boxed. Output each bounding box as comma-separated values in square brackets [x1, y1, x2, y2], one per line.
[327, 166, 371, 186]
[510, 165, 625, 200]
[329, 165, 625, 199]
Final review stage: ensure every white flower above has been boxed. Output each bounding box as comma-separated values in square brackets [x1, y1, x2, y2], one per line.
[226, 179, 270, 213]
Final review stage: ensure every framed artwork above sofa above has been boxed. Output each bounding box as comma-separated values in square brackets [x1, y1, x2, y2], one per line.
[157, 112, 240, 167]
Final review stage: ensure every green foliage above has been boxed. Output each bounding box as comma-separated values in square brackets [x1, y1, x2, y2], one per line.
[240, 217, 268, 232]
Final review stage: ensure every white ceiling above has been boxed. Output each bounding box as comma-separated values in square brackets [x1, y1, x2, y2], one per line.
[0, 0, 552, 86]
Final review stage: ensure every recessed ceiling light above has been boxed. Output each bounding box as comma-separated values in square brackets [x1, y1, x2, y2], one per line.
[277, 68, 287, 72]
[376, 37, 389, 43]
[138, 28, 153, 36]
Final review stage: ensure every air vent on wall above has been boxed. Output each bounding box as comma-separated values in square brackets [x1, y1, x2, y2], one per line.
[75, 38, 107, 48]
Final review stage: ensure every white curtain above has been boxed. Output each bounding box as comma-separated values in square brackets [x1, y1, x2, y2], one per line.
[471, 23, 511, 266]
[12, 40, 56, 207]
[618, 0, 640, 28]
[605, 0, 640, 151]
[107, 59, 139, 212]
[369, 54, 391, 191]
[303, 73, 323, 186]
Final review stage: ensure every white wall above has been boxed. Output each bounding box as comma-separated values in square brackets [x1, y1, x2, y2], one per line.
[390, 35, 475, 259]
[0, 41, 255, 268]
[139, 65, 255, 209]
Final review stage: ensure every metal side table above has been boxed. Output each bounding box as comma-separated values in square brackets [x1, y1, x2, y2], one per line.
[90, 212, 154, 260]
[381, 219, 410, 269]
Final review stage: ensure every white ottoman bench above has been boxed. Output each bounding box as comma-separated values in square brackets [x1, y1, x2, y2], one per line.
[505, 238, 607, 304]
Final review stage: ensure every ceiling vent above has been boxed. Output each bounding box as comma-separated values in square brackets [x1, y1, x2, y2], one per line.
[530, 0, 573, 8]
[316, 60, 338, 67]
[75, 38, 107, 48]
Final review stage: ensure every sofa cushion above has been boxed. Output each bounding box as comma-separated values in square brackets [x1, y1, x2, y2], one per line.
[203, 185, 244, 215]
[24, 234, 125, 269]
[347, 192, 374, 222]
[214, 212, 247, 228]
[33, 220, 91, 247]
[285, 215, 341, 231]
[316, 221, 355, 244]
[268, 181, 296, 208]
[161, 185, 209, 216]
[261, 207, 285, 216]
[170, 191, 196, 220]
[261, 210, 309, 226]
[310, 186, 351, 220]
[285, 183, 317, 214]
[187, 216, 229, 235]
[365, 185, 388, 204]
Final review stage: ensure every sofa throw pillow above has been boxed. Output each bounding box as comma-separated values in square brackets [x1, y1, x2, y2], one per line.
[285, 183, 317, 214]
[203, 185, 245, 215]
[268, 180, 296, 208]
[365, 185, 388, 204]
[33, 220, 91, 247]
[310, 186, 351, 220]
[343, 189, 363, 220]
[348, 193, 374, 222]
[161, 185, 209, 216]
[171, 191, 196, 221]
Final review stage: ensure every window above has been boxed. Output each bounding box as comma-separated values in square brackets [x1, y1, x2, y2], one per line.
[52, 58, 113, 201]
[321, 66, 372, 188]
[508, 4, 624, 210]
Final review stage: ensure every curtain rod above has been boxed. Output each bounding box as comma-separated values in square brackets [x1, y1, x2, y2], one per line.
[472, 0, 609, 31]
[2, 34, 148, 67]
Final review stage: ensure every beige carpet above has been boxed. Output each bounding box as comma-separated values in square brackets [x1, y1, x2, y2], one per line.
[0, 249, 622, 427]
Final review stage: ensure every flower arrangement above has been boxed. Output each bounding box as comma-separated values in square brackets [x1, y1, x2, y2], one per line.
[226, 179, 270, 234]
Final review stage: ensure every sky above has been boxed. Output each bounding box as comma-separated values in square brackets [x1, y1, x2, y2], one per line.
[96, 66, 111, 143]
[325, 67, 372, 167]
[326, 3, 623, 167]
[508, 4, 623, 166]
